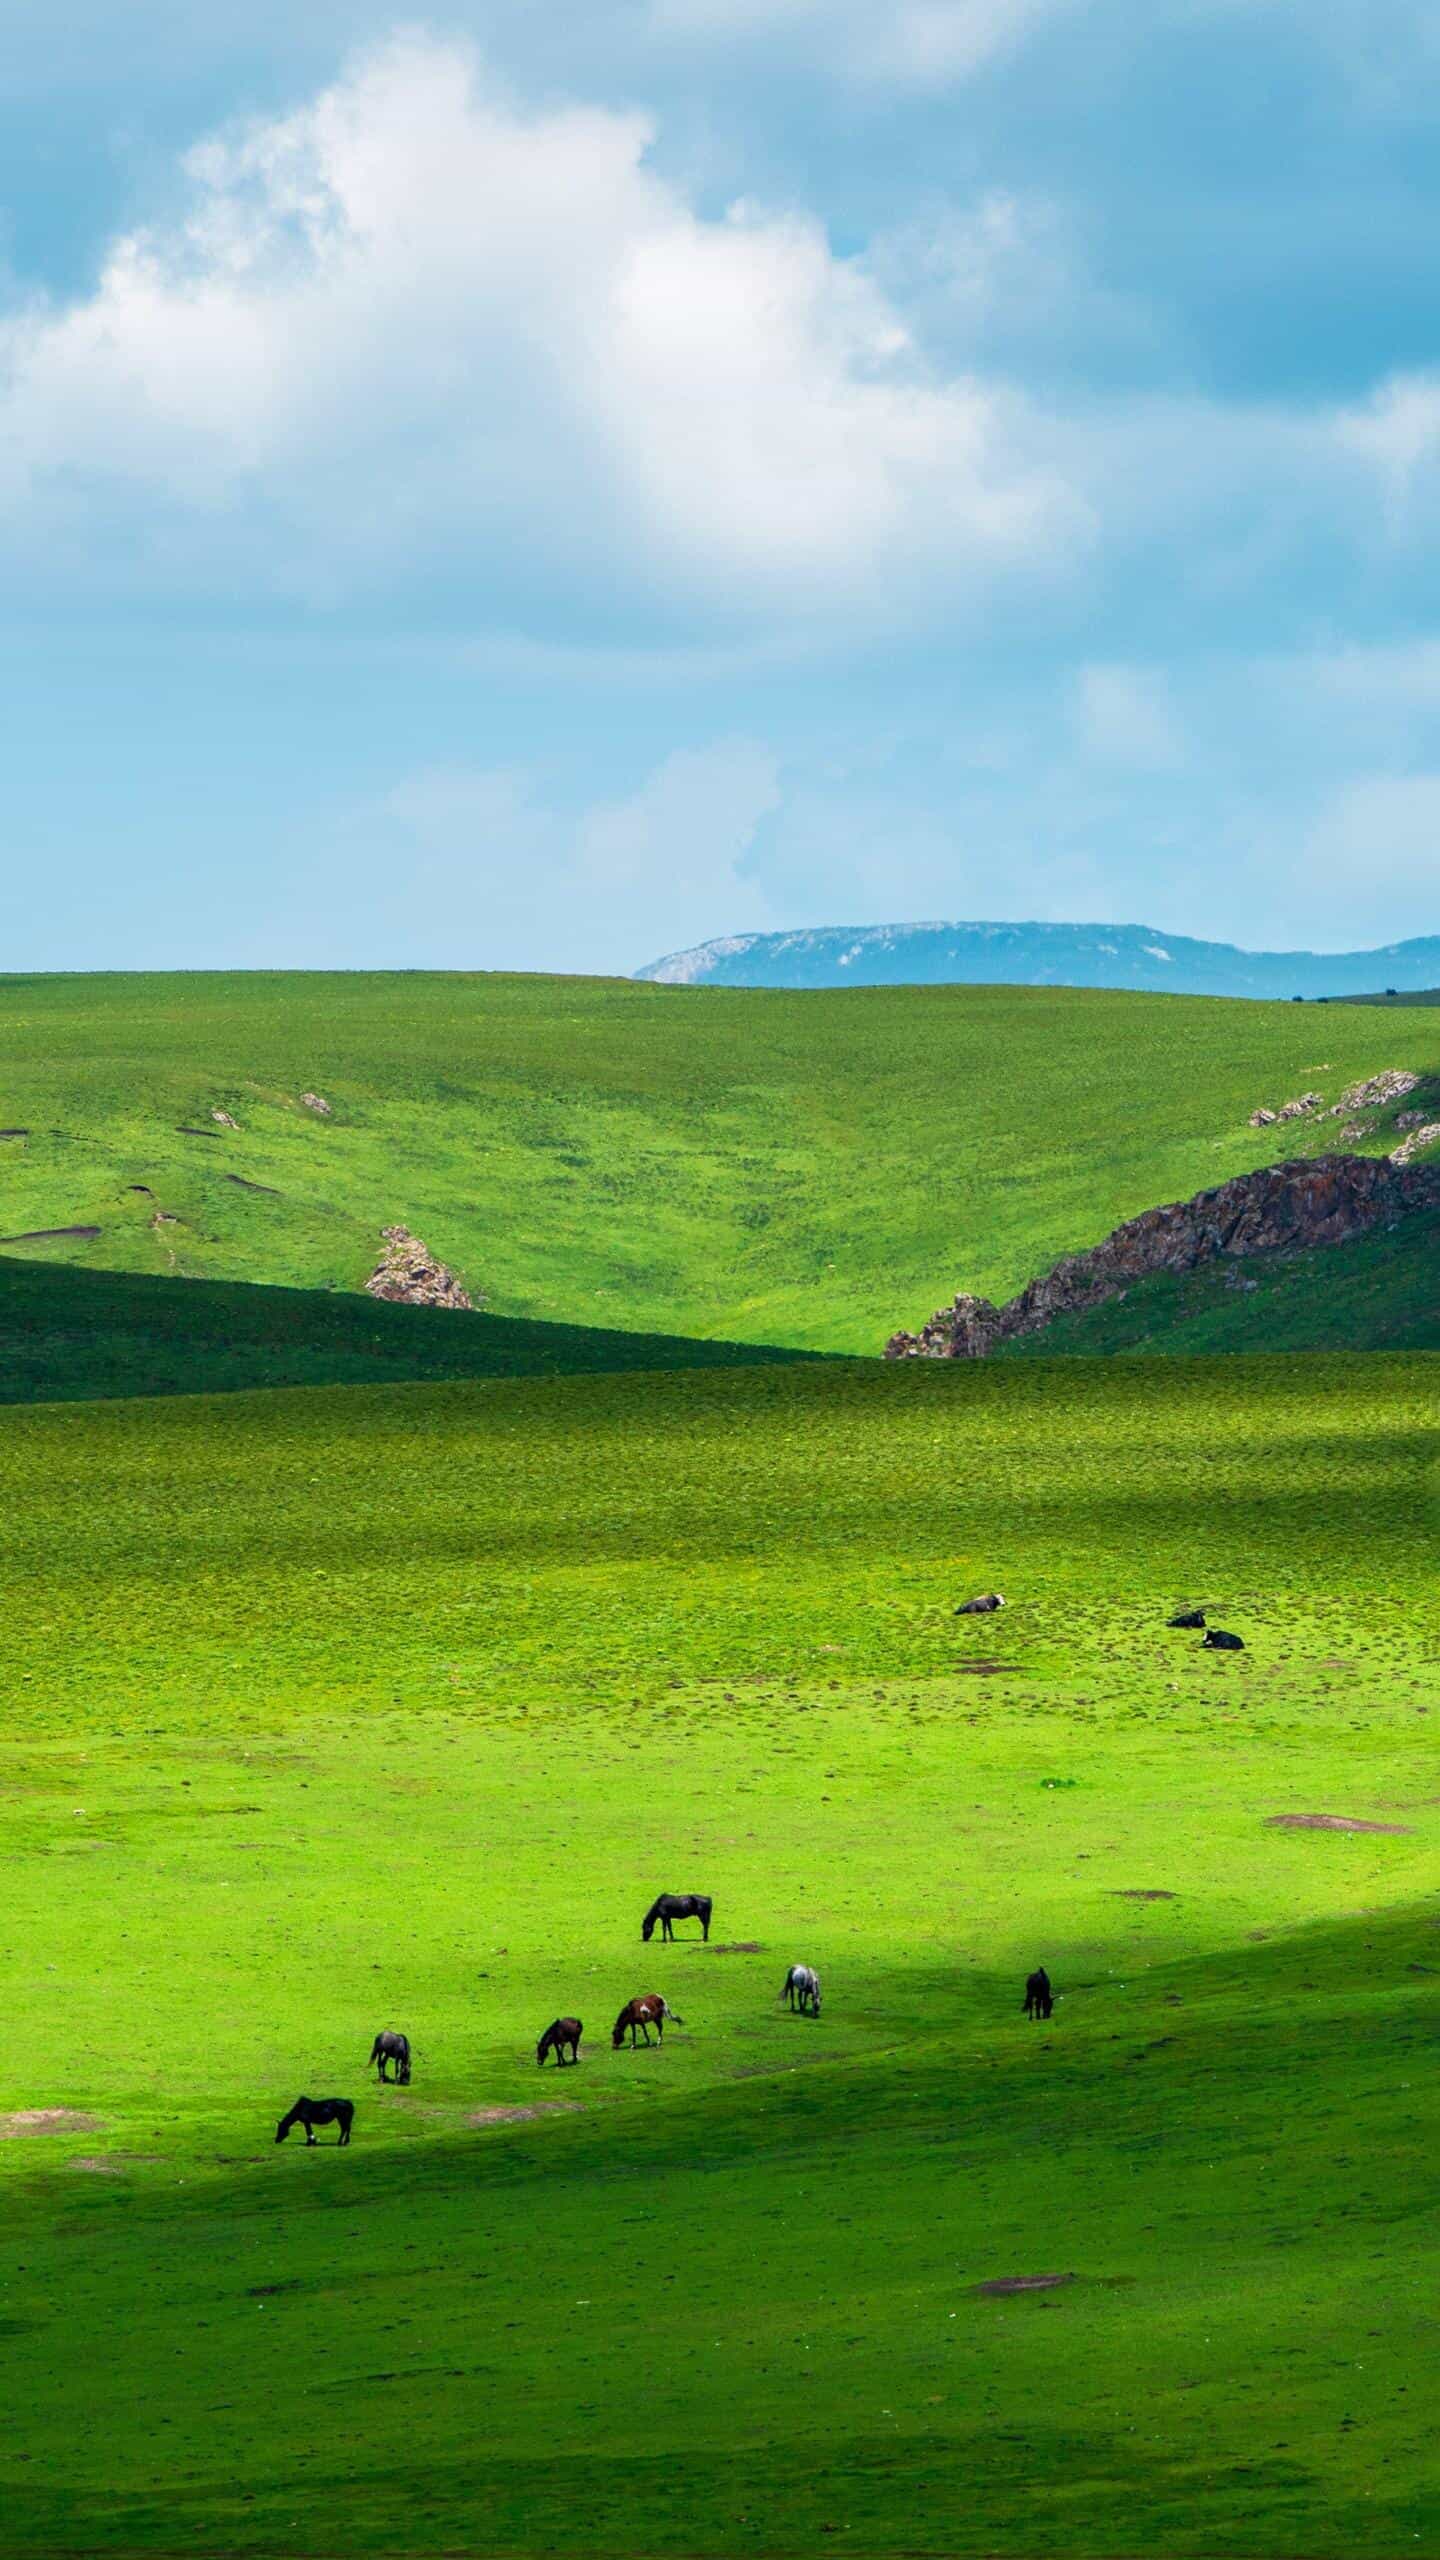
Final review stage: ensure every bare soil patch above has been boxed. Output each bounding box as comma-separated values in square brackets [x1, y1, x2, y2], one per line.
[67, 2154, 160, 2175]
[466, 2102, 583, 2127]
[0, 2108, 102, 2139]
[708, 1941, 763, 1953]
[1111, 1889, 1178, 1901]
[973, 2273, 1076, 2297]
[954, 1662, 1017, 1677]
[1266, 1813, 1413, 1834]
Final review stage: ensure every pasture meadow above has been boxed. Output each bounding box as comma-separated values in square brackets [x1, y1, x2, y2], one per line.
[0, 1352, 1436, 2554]
[0, 969, 1435, 1350]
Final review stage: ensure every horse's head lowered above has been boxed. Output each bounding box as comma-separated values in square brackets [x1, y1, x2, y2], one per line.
[641, 1913, 655, 1941]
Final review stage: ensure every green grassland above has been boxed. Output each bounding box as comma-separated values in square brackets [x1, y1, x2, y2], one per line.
[0, 1255, 821, 1405]
[994, 1202, 1440, 1358]
[1, 1353, 1436, 2556]
[0, 971, 1436, 1352]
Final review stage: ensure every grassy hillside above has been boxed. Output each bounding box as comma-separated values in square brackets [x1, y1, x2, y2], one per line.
[0, 970, 1435, 1351]
[993, 1202, 1440, 1358]
[0, 1353, 1435, 2555]
[0, 1254, 821, 1405]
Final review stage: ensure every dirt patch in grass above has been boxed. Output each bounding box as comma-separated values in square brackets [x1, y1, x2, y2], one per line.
[1111, 1889, 1178, 1901]
[0, 2108, 102, 2138]
[67, 2154, 160, 2174]
[972, 2273, 1076, 2297]
[953, 1662, 1018, 1676]
[1266, 1813, 1413, 1834]
[708, 1941, 763, 1953]
[466, 2102, 583, 2127]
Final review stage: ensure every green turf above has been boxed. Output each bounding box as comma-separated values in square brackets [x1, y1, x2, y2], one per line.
[0, 1254, 821, 1405]
[0, 970, 1436, 1351]
[992, 1202, 1440, 1357]
[0, 1353, 1435, 2556]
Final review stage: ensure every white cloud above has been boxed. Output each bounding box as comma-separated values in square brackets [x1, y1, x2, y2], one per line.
[1071, 663, 1186, 768]
[0, 31, 1079, 628]
[1301, 772, 1440, 938]
[1336, 371, 1440, 518]
[646, 0, 1066, 84]
[378, 738, 780, 968]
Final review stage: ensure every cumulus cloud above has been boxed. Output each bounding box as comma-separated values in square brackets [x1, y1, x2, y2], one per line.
[0, 31, 1078, 629]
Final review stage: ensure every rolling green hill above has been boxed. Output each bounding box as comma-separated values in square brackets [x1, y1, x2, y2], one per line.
[0, 970, 1435, 1353]
[0, 1352, 1434, 2556]
[0, 1255, 821, 1405]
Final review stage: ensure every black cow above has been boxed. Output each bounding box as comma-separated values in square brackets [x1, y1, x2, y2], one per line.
[1203, 1629, 1245, 1651]
[1167, 1607, 1206, 1629]
[955, 1593, 1006, 1616]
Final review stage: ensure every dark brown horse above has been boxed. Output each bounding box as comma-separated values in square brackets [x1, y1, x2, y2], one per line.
[1022, 1969, 1053, 2021]
[276, 2097, 354, 2146]
[537, 2016, 582, 2067]
[369, 2030, 411, 2084]
[642, 1893, 712, 1942]
[612, 1995, 682, 2048]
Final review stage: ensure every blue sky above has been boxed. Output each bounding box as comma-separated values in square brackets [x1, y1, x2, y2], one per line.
[3, 0, 1440, 971]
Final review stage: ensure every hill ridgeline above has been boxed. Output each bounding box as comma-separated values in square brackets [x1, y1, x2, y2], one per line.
[636, 919, 1440, 999]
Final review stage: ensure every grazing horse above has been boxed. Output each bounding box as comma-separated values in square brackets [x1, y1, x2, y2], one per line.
[781, 1963, 822, 2016]
[1203, 1628, 1245, 1651]
[955, 1592, 1005, 1616]
[275, 2097, 353, 2146]
[536, 2016, 582, 2068]
[1022, 1968, 1053, 2021]
[369, 2030, 411, 2084]
[611, 1995, 682, 2048]
[642, 1893, 713, 1943]
[1167, 1607, 1206, 1629]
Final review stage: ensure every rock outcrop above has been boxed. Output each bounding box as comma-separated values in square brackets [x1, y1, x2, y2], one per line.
[884, 1152, 1440, 1359]
[365, 1226, 477, 1312]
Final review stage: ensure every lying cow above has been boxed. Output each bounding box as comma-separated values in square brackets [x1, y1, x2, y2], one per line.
[955, 1592, 1006, 1616]
[1167, 1607, 1206, 1629]
[1203, 1628, 1245, 1651]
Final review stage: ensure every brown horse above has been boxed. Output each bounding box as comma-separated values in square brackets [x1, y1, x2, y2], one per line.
[611, 1995, 682, 2048]
[537, 2016, 582, 2067]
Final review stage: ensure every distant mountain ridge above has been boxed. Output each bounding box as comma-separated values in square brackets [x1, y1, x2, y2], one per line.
[635, 920, 1440, 999]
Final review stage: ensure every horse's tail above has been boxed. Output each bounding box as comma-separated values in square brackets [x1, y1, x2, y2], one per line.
[661, 2000, 684, 2025]
[369, 2036, 383, 2061]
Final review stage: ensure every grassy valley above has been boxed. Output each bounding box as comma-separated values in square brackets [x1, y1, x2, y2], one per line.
[0, 1353, 1435, 2556]
[0, 970, 1435, 1353]
[0, 973, 1435, 2558]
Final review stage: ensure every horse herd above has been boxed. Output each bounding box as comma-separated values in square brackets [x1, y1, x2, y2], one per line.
[274, 1889, 1054, 2145]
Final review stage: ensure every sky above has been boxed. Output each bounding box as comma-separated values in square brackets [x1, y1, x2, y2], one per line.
[3, 0, 1440, 972]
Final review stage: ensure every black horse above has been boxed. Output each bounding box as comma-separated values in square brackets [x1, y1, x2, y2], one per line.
[642, 1893, 712, 1943]
[369, 2030, 411, 2084]
[1022, 1968, 1053, 2021]
[536, 2017, 582, 2067]
[276, 2097, 353, 2146]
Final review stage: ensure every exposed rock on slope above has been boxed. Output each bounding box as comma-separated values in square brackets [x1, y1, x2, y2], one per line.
[885, 1154, 1440, 1359]
[365, 1226, 477, 1311]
